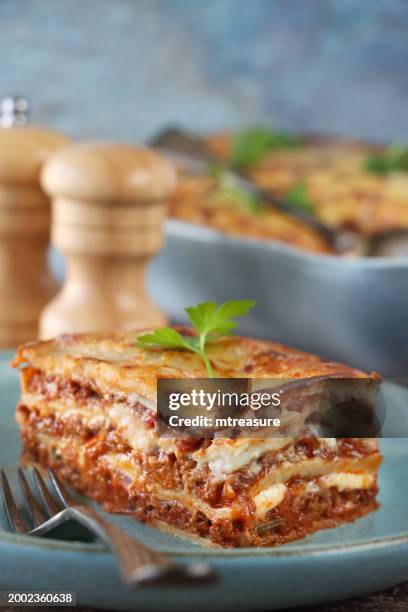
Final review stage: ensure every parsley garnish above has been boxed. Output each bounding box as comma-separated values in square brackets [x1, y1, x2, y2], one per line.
[210, 166, 264, 214]
[285, 182, 315, 213]
[231, 127, 303, 169]
[364, 146, 408, 176]
[137, 300, 256, 377]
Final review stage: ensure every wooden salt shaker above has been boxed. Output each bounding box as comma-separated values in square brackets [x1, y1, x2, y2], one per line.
[0, 97, 68, 348]
[39, 141, 177, 338]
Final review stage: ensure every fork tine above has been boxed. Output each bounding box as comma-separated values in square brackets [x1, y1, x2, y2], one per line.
[48, 469, 74, 507]
[1, 470, 29, 534]
[33, 468, 61, 515]
[18, 469, 47, 528]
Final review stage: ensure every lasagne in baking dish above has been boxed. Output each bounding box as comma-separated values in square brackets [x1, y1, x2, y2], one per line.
[169, 172, 333, 254]
[169, 131, 408, 254]
[14, 331, 382, 547]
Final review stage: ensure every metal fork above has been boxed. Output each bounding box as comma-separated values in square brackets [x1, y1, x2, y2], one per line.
[1, 468, 215, 587]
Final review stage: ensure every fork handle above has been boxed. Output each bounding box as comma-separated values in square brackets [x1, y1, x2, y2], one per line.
[67, 505, 214, 586]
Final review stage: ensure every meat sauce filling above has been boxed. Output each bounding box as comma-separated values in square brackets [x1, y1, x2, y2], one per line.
[23, 369, 376, 458]
[21, 425, 378, 548]
[19, 369, 379, 512]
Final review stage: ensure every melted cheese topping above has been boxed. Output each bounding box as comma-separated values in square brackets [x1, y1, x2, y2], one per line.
[254, 484, 287, 518]
[193, 438, 292, 478]
[319, 472, 375, 491]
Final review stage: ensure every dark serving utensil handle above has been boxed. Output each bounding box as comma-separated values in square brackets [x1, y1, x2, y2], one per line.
[66, 506, 215, 587]
[233, 172, 335, 240]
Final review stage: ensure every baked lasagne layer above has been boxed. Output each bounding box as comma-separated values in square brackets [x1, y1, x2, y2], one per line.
[14, 331, 382, 547]
[169, 133, 408, 253]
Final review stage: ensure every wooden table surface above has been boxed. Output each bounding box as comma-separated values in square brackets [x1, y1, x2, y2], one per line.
[289, 581, 408, 611]
[1, 581, 407, 612]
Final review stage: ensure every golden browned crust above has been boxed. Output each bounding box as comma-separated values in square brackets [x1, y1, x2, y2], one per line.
[13, 329, 378, 406]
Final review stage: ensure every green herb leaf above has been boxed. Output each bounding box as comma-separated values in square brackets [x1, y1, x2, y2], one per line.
[137, 328, 193, 351]
[363, 156, 391, 175]
[210, 168, 264, 214]
[232, 127, 303, 169]
[137, 300, 256, 377]
[364, 146, 408, 176]
[285, 182, 315, 213]
[186, 300, 255, 340]
[207, 162, 227, 179]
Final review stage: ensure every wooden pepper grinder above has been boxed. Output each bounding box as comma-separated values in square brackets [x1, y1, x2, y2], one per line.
[39, 141, 177, 338]
[0, 97, 69, 348]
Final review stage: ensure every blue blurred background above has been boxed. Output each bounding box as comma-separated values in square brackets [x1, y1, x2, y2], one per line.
[1, 0, 407, 142]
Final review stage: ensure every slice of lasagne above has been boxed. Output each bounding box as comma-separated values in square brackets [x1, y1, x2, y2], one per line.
[14, 332, 382, 547]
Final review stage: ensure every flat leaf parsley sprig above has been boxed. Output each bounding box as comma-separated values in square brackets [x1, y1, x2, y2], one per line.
[285, 181, 315, 214]
[363, 146, 408, 176]
[231, 127, 303, 169]
[209, 164, 264, 215]
[137, 300, 256, 377]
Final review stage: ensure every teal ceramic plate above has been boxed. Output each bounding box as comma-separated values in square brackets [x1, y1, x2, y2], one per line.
[1, 350, 408, 611]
